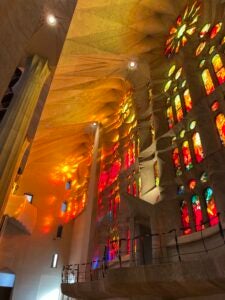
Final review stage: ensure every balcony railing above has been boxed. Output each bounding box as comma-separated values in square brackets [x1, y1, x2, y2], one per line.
[62, 212, 225, 284]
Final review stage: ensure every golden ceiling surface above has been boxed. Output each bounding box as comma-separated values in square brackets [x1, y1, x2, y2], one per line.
[23, 0, 191, 209]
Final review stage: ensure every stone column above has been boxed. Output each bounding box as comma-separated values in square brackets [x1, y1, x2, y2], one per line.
[0, 55, 50, 214]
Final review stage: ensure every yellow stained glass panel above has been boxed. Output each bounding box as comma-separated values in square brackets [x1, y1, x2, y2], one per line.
[202, 69, 215, 95]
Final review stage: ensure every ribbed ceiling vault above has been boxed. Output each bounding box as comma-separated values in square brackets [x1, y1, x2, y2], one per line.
[25, 0, 193, 179]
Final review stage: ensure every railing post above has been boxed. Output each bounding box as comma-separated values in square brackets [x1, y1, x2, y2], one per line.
[141, 236, 146, 265]
[77, 264, 80, 283]
[200, 221, 208, 253]
[217, 212, 225, 243]
[90, 262, 93, 281]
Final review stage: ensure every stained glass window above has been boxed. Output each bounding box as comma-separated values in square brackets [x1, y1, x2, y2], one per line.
[165, 1, 200, 56]
[204, 187, 218, 226]
[196, 42, 206, 56]
[199, 60, 206, 68]
[202, 69, 215, 95]
[167, 106, 174, 129]
[175, 67, 182, 80]
[199, 24, 211, 38]
[164, 80, 172, 92]
[173, 148, 182, 176]
[212, 54, 225, 85]
[183, 89, 192, 112]
[181, 200, 192, 235]
[168, 65, 176, 77]
[154, 161, 160, 187]
[192, 132, 204, 163]
[189, 120, 196, 130]
[182, 141, 193, 170]
[216, 113, 225, 145]
[211, 101, 219, 112]
[178, 185, 185, 195]
[175, 95, 183, 122]
[200, 172, 208, 183]
[210, 23, 222, 39]
[191, 195, 203, 231]
[189, 179, 197, 190]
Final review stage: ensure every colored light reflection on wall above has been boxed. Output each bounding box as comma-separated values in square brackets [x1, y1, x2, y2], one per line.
[95, 90, 138, 262]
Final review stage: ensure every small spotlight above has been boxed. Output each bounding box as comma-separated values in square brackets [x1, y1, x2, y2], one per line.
[128, 60, 138, 70]
[92, 122, 97, 126]
[46, 14, 57, 26]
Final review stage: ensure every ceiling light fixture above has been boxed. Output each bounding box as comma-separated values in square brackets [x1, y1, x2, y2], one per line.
[46, 14, 57, 26]
[128, 60, 138, 70]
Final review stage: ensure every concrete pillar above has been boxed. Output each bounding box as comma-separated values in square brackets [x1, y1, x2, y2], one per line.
[0, 55, 50, 214]
[69, 124, 102, 264]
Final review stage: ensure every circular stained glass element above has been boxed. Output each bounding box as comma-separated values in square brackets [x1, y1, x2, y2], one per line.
[165, 1, 201, 56]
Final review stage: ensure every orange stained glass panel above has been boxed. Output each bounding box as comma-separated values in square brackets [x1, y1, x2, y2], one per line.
[216, 113, 225, 145]
[172, 148, 182, 176]
[212, 54, 225, 85]
[212, 54, 223, 72]
[192, 132, 204, 163]
[167, 106, 174, 129]
[183, 89, 192, 112]
[175, 95, 183, 122]
[202, 69, 215, 95]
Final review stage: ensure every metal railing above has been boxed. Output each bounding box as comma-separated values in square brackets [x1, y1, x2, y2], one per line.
[62, 211, 225, 284]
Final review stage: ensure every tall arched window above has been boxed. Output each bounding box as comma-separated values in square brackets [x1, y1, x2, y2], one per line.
[215, 113, 225, 145]
[181, 200, 192, 235]
[202, 69, 215, 95]
[182, 141, 193, 170]
[175, 95, 183, 121]
[192, 132, 204, 163]
[167, 106, 174, 129]
[183, 89, 192, 112]
[172, 148, 182, 175]
[204, 187, 218, 226]
[212, 54, 225, 85]
[191, 195, 203, 231]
